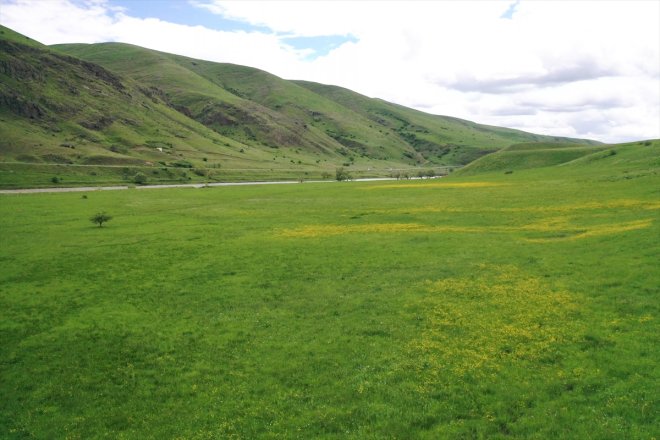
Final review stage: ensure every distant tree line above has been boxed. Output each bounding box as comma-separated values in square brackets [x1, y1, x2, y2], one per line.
[390, 169, 437, 180]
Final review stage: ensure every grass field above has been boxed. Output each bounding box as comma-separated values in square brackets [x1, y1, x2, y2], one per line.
[1, 143, 658, 438]
[456, 142, 616, 176]
[0, 161, 452, 190]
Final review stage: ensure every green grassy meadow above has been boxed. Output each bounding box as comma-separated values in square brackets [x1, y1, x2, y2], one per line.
[1, 144, 658, 438]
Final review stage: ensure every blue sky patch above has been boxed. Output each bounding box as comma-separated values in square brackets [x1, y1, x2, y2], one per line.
[500, 0, 520, 19]
[106, 0, 356, 59]
[281, 34, 358, 59]
[108, 0, 272, 33]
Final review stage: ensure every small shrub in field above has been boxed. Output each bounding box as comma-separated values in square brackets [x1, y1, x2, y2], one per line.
[172, 160, 193, 168]
[51, 176, 60, 184]
[133, 172, 148, 185]
[90, 212, 112, 227]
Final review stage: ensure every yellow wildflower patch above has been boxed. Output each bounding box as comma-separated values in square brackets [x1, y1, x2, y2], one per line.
[403, 199, 660, 214]
[576, 218, 653, 238]
[367, 181, 505, 190]
[407, 265, 582, 388]
[519, 199, 660, 213]
[279, 223, 423, 238]
[278, 223, 482, 238]
[279, 218, 653, 240]
[524, 219, 653, 242]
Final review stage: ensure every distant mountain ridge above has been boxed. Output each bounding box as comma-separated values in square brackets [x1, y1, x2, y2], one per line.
[0, 24, 601, 187]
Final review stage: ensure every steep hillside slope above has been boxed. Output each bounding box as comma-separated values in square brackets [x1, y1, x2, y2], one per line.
[293, 81, 601, 164]
[53, 42, 412, 163]
[54, 42, 597, 167]
[1, 25, 604, 188]
[0, 26, 261, 174]
[0, 26, 406, 187]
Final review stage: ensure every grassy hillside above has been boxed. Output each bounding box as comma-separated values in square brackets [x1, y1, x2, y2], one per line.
[1, 24, 602, 188]
[1, 141, 657, 438]
[0, 25, 45, 48]
[294, 81, 602, 164]
[456, 139, 658, 176]
[0, 27, 294, 187]
[53, 42, 410, 163]
[56, 42, 598, 167]
[0, 27, 408, 188]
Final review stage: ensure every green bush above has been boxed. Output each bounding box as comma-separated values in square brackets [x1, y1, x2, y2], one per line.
[90, 212, 112, 227]
[133, 173, 148, 185]
[335, 167, 351, 181]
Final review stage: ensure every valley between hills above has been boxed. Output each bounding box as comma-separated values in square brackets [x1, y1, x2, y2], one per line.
[1, 24, 606, 189]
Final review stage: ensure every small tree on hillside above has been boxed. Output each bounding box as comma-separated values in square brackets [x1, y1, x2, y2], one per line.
[90, 212, 112, 228]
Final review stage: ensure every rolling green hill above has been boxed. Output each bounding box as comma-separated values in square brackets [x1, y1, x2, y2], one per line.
[1, 24, 601, 188]
[52, 42, 408, 162]
[456, 139, 658, 176]
[0, 27, 279, 187]
[54, 42, 599, 166]
[292, 81, 601, 165]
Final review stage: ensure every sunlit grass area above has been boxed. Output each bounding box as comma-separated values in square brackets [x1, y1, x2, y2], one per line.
[1, 143, 658, 438]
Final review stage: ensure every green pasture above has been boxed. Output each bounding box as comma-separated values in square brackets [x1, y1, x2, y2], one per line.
[457, 140, 658, 176]
[1, 144, 658, 438]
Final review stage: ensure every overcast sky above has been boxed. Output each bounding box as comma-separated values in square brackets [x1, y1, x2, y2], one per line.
[1, 0, 659, 143]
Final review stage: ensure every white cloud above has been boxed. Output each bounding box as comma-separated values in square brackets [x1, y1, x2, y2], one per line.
[0, 0, 116, 43]
[1, 0, 658, 143]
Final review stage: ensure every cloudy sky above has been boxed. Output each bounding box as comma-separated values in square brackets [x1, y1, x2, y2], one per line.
[1, 0, 659, 143]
